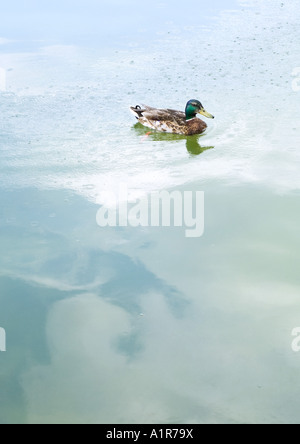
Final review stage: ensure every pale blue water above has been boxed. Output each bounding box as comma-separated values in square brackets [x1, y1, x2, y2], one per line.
[1, 0, 300, 424]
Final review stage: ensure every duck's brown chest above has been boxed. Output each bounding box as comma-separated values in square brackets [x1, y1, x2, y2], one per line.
[185, 118, 207, 135]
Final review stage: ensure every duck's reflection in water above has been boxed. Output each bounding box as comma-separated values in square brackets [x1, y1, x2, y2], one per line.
[133, 124, 214, 156]
[185, 136, 214, 156]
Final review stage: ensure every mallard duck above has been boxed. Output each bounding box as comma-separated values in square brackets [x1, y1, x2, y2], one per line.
[130, 99, 214, 135]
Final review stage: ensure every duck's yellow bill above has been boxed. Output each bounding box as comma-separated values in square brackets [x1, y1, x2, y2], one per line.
[199, 108, 215, 119]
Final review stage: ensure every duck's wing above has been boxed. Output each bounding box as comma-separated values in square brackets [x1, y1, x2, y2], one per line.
[141, 106, 186, 123]
[131, 104, 185, 120]
[130, 104, 187, 133]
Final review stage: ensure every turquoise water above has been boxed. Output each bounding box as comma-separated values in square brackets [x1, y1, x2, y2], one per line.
[1, 0, 300, 424]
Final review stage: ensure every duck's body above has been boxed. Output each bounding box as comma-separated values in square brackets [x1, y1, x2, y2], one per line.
[130, 100, 214, 135]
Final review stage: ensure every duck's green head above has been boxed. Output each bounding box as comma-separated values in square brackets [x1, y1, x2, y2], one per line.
[185, 99, 215, 121]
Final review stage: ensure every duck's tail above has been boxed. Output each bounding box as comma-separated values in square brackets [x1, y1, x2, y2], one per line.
[130, 105, 146, 119]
